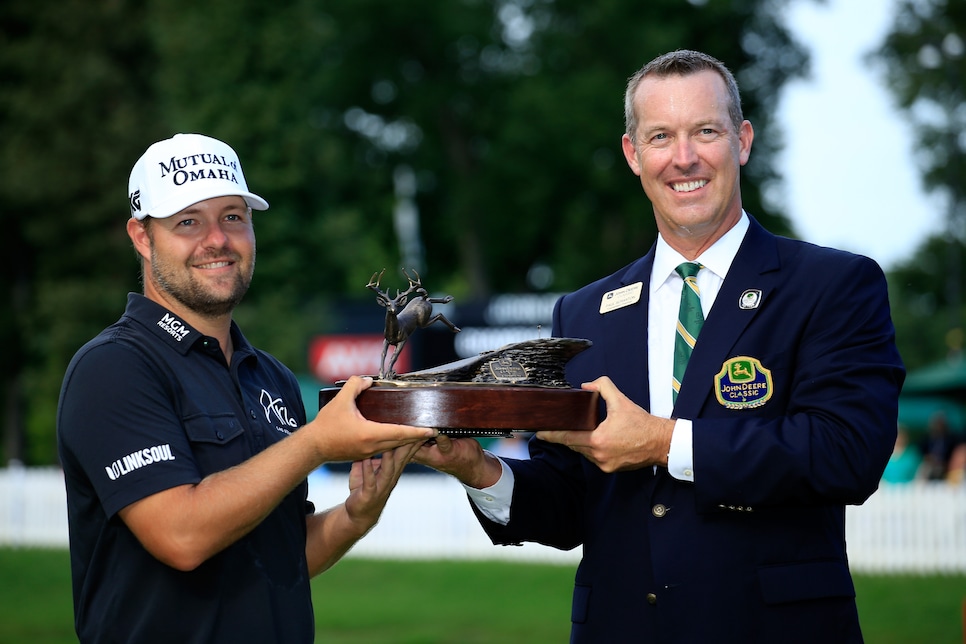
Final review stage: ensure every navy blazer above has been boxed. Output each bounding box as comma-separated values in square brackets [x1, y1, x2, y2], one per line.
[475, 217, 905, 643]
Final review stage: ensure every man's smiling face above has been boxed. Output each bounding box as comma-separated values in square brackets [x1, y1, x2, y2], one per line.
[621, 70, 753, 254]
[141, 195, 256, 320]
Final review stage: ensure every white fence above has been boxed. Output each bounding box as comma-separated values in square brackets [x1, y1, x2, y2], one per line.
[2, 466, 964, 573]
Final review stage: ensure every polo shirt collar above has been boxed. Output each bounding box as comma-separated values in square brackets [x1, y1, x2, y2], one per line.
[123, 293, 253, 361]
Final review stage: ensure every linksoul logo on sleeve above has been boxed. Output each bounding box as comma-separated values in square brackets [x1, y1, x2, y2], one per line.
[105, 443, 176, 481]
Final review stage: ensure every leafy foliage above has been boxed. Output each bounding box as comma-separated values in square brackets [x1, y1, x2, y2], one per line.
[885, 235, 966, 370]
[1, 0, 805, 464]
[0, 0, 158, 463]
[872, 0, 966, 368]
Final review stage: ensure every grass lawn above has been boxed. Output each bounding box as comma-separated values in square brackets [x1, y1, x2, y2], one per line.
[0, 548, 962, 643]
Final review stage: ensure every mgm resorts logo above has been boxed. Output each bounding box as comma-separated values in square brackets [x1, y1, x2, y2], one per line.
[157, 313, 191, 342]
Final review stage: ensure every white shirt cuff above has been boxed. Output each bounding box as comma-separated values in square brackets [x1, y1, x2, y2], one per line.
[667, 418, 695, 482]
[462, 451, 515, 525]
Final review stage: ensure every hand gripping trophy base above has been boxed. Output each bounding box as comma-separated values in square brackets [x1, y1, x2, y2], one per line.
[319, 338, 600, 437]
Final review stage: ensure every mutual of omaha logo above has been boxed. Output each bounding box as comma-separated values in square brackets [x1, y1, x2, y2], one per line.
[714, 356, 773, 409]
[159, 153, 240, 187]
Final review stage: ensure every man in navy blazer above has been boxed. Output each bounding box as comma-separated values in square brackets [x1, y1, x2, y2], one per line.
[416, 49, 904, 642]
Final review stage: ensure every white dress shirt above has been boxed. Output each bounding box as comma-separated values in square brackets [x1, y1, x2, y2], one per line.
[466, 213, 750, 523]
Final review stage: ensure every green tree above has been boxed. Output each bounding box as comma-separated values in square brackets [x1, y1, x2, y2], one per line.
[887, 235, 966, 370]
[1, 0, 808, 464]
[872, 0, 966, 367]
[147, 0, 802, 299]
[0, 0, 160, 464]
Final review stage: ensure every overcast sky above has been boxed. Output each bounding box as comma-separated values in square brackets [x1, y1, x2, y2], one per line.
[776, 0, 945, 270]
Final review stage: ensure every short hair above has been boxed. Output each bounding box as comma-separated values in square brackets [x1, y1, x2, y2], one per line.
[624, 49, 744, 144]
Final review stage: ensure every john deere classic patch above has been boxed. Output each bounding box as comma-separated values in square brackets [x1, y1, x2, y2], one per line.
[714, 356, 773, 409]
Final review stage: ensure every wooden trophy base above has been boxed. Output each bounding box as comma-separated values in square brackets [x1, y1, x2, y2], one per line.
[319, 383, 599, 437]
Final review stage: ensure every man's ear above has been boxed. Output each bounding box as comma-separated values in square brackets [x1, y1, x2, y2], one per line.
[737, 120, 754, 166]
[621, 134, 642, 176]
[126, 217, 151, 262]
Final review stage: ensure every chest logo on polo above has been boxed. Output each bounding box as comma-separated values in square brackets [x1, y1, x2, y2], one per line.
[714, 356, 773, 409]
[260, 389, 299, 433]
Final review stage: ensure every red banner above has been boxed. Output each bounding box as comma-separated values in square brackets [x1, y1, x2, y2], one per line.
[308, 335, 409, 383]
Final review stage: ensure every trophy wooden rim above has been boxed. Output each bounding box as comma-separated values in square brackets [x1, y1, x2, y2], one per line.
[319, 384, 599, 434]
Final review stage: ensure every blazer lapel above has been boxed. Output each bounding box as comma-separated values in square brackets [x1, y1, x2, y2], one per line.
[601, 253, 655, 411]
[674, 217, 781, 415]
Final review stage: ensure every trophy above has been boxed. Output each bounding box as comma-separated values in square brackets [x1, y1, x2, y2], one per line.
[318, 269, 599, 437]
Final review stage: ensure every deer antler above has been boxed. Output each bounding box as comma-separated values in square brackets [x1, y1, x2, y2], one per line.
[401, 268, 420, 285]
[366, 269, 390, 304]
[401, 268, 427, 297]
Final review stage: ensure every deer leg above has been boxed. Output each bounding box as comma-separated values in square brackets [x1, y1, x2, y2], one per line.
[385, 339, 407, 378]
[428, 314, 461, 333]
[379, 340, 391, 379]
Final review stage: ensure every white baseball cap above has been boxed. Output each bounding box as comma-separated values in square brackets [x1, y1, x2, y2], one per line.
[128, 133, 269, 220]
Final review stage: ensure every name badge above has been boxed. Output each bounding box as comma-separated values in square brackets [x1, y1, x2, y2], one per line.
[600, 282, 643, 314]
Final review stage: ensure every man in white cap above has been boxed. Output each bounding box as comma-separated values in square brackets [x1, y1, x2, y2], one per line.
[56, 133, 436, 643]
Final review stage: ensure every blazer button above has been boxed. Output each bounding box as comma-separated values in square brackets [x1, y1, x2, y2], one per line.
[651, 504, 667, 518]
[646, 593, 657, 605]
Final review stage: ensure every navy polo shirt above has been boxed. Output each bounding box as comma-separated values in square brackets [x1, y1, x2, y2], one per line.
[57, 293, 314, 644]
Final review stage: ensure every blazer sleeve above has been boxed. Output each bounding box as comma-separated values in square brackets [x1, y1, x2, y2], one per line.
[690, 249, 905, 512]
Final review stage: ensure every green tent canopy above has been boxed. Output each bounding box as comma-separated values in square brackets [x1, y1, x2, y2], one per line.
[898, 395, 966, 432]
[898, 358, 966, 433]
[901, 357, 966, 396]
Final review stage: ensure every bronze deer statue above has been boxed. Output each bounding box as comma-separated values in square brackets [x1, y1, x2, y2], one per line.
[367, 268, 460, 378]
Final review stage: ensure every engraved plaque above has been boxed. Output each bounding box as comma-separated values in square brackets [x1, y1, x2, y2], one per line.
[489, 358, 528, 382]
